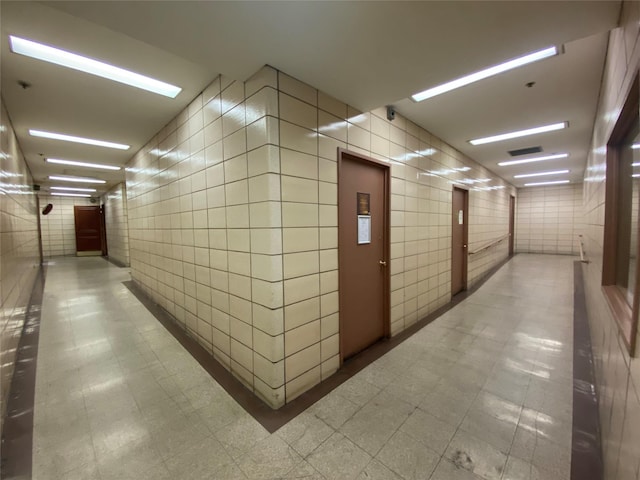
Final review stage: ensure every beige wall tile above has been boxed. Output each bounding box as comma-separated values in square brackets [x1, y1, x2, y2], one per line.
[253, 353, 285, 388]
[245, 65, 278, 97]
[253, 304, 284, 336]
[281, 149, 318, 180]
[251, 253, 283, 282]
[251, 228, 283, 255]
[223, 129, 247, 160]
[221, 80, 245, 113]
[318, 91, 347, 119]
[246, 87, 278, 123]
[281, 176, 319, 203]
[321, 313, 339, 339]
[252, 279, 283, 309]
[286, 366, 321, 402]
[254, 329, 284, 362]
[283, 251, 320, 280]
[284, 274, 320, 305]
[249, 201, 282, 228]
[282, 203, 319, 228]
[285, 343, 321, 381]
[230, 317, 253, 347]
[247, 116, 279, 151]
[248, 145, 281, 177]
[279, 72, 317, 106]
[285, 319, 320, 356]
[321, 334, 339, 362]
[248, 173, 281, 203]
[280, 121, 318, 156]
[280, 93, 318, 130]
[224, 154, 248, 183]
[284, 297, 320, 331]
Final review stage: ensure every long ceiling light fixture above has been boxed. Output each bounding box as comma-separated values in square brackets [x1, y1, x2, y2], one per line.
[51, 192, 92, 197]
[46, 158, 120, 170]
[498, 153, 569, 166]
[514, 169, 569, 179]
[524, 180, 570, 187]
[9, 36, 182, 98]
[411, 46, 558, 102]
[50, 186, 97, 192]
[470, 122, 567, 146]
[49, 175, 106, 184]
[30, 130, 129, 150]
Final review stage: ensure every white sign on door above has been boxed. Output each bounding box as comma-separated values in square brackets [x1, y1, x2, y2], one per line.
[358, 215, 371, 244]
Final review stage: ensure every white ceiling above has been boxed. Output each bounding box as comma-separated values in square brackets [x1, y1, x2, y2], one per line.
[0, 1, 620, 193]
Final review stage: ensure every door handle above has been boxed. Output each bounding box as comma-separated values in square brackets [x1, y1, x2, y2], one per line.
[463, 245, 467, 248]
[379, 260, 387, 266]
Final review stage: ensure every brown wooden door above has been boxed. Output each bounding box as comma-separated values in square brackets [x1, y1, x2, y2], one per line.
[339, 150, 390, 360]
[74, 205, 104, 254]
[451, 187, 468, 295]
[509, 195, 515, 256]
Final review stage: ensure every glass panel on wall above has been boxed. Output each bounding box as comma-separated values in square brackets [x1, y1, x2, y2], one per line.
[616, 122, 640, 305]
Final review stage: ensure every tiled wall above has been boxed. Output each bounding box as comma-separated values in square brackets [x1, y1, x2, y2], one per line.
[581, 2, 640, 478]
[0, 101, 40, 431]
[39, 194, 93, 257]
[126, 66, 516, 408]
[516, 184, 583, 255]
[103, 183, 130, 266]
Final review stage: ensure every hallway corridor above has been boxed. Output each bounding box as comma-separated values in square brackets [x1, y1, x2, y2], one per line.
[31, 254, 574, 480]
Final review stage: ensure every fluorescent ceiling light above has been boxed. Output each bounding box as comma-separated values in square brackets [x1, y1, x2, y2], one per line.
[49, 175, 106, 184]
[524, 180, 570, 187]
[633, 174, 640, 178]
[50, 186, 97, 192]
[9, 36, 182, 98]
[498, 153, 569, 166]
[46, 158, 121, 171]
[470, 122, 567, 146]
[30, 130, 129, 150]
[51, 192, 92, 197]
[411, 46, 558, 102]
[632, 144, 640, 149]
[514, 169, 569, 179]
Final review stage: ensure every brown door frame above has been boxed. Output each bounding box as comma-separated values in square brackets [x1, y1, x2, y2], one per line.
[451, 186, 469, 294]
[74, 205, 106, 254]
[337, 148, 391, 363]
[100, 204, 108, 256]
[509, 195, 515, 256]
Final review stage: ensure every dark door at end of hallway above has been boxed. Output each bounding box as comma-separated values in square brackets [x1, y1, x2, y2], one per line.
[74, 205, 105, 255]
[509, 195, 515, 256]
[451, 187, 468, 295]
[339, 151, 390, 360]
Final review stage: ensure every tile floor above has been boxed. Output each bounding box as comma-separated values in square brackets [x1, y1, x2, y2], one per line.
[32, 254, 574, 479]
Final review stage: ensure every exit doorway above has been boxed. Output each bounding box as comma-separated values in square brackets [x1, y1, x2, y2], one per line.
[74, 205, 107, 256]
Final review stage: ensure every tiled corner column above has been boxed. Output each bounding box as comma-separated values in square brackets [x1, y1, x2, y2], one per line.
[103, 183, 131, 266]
[127, 64, 517, 408]
[126, 70, 287, 407]
[271, 72, 342, 402]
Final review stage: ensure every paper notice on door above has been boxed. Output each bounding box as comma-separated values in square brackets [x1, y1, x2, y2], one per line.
[358, 215, 371, 244]
[458, 210, 464, 225]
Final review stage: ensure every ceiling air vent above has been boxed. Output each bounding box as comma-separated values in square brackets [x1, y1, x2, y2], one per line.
[508, 146, 542, 157]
